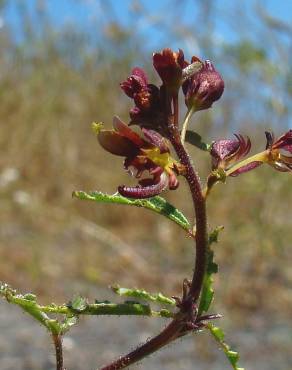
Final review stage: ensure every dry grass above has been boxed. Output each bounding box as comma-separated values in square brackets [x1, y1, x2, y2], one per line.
[0, 24, 291, 328]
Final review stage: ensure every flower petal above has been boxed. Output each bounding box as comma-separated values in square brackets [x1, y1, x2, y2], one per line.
[113, 116, 145, 147]
[153, 48, 186, 92]
[120, 67, 148, 98]
[211, 139, 241, 161]
[211, 134, 251, 169]
[183, 60, 224, 111]
[229, 161, 263, 177]
[98, 130, 138, 157]
[118, 172, 169, 199]
[272, 130, 292, 153]
[168, 171, 179, 190]
[142, 128, 169, 153]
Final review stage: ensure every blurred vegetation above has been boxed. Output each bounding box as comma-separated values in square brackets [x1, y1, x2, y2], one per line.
[0, 0, 291, 328]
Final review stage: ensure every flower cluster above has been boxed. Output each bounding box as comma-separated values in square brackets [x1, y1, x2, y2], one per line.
[95, 47, 291, 199]
[97, 116, 181, 198]
[120, 67, 166, 134]
[94, 48, 225, 198]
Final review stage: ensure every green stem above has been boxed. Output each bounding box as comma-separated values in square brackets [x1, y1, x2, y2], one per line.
[180, 106, 195, 144]
[225, 151, 267, 176]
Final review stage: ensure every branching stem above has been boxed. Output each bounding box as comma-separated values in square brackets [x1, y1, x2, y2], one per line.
[99, 123, 208, 369]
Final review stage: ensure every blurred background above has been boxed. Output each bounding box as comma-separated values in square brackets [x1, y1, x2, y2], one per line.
[0, 0, 291, 369]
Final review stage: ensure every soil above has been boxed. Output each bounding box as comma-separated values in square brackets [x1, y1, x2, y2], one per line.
[1, 296, 291, 370]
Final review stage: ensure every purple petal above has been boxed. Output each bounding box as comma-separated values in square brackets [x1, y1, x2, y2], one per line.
[211, 139, 240, 161]
[142, 128, 169, 153]
[183, 59, 224, 110]
[113, 116, 145, 147]
[124, 156, 157, 179]
[118, 173, 168, 199]
[131, 67, 148, 86]
[168, 172, 179, 190]
[272, 130, 292, 153]
[120, 67, 148, 98]
[98, 131, 138, 157]
[229, 161, 263, 177]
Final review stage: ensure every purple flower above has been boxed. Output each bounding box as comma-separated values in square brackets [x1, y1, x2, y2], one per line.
[120, 68, 167, 134]
[210, 134, 251, 170]
[97, 116, 180, 198]
[224, 130, 292, 177]
[265, 130, 292, 172]
[182, 59, 224, 111]
[153, 48, 187, 94]
[120, 67, 148, 98]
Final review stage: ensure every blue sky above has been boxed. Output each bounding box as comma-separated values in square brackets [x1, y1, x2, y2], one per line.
[3, 0, 292, 52]
[2, 0, 291, 128]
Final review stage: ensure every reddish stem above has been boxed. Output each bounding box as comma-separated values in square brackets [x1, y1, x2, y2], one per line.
[99, 319, 184, 370]
[100, 100, 208, 370]
[173, 93, 179, 127]
[52, 334, 64, 370]
[169, 127, 207, 302]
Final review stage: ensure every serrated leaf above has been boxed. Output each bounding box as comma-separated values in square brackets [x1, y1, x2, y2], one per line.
[72, 191, 190, 231]
[68, 296, 88, 312]
[0, 283, 62, 333]
[209, 225, 224, 245]
[23, 293, 37, 301]
[112, 285, 176, 306]
[198, 252, 218, 315]
[207, 324, 245, 370]
[185, 131, 211, 151]
[61, 316, 78, 333]
[198, 226, 223, 315]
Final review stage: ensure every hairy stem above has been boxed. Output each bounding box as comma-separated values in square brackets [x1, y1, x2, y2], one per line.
[173, 93, 179, 127]
[170, 127, 208, 302]
[100, 118, 208, 370]
[52, 334, 64, 370]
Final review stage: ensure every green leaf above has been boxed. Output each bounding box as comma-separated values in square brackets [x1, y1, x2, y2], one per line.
[68, 296, 88, 313]
[112, 285, 176, 306]
[1, 283, 174, 321]
[185, 131, 211, 151]
[198, 250, 218, 315]
[72, 191, 190, 231]
[0, 283, 62, 334]
[23, 293, 37, 301]
[209, 225, 224, 245]
[198, 226, 224, 315]
[207, 324, 245, 370]
[61, 316, 78, 334]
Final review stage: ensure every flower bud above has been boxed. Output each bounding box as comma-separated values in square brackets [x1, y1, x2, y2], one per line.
[120, 67, 148, 98]
[210, 134, 251, 170]
[182, 59, 224, 111]
[153, 48, 186, 94]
